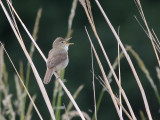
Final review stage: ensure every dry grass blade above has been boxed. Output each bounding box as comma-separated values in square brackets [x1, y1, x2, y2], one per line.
[86, 0, 94, 24]
[134, 0, 160, 69]
[0, 42, 43, 120]
[152, 29, 160, 54]
[117, 27, 123, 118]
[152, 29, 160, 47]
[94, 0, 152, 119]
[118, 44, 123, 118]
[79, 0, 136, 119]
[107, 46, 131, 81]
[79, 0, 95, 29]
[91, 47, 97, 120]
[114, 96, 132, 120]
[0, 1, 55, 119]
[134, 16, 160, 56]
[85, 27, 123, 120]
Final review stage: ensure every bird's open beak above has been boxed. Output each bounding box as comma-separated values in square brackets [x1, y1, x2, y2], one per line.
[65, 37, 74, 46]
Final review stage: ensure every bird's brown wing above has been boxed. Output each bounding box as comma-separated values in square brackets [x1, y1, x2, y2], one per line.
[47, 53, 68, 69]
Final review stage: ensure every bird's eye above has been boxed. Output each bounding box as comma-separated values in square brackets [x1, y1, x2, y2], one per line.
[61, 41, 64, 43]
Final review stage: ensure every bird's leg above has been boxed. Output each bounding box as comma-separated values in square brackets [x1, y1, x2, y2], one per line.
[56, 70, 61, 79]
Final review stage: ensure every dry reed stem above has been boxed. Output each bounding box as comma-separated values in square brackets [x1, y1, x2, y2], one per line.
[134, 0, 160, 68]
[134, 16, 160, 54]
[98, 77, 133, 120]
[134, 16, 160, 60]
[0, 1, 55, 119]
[117, 27, 123, 119]
[118, 44, 123, 118]
[152, 29, 160, 53]
[94, 0, 152, 119]
[0, 42, 43, 120]
[107, 47, 131, 81]
[152, 29, 160, 47]
[91, 48, 97, 120]
[85, 27, 123, 120]
[114, 95, 132, 120]
[79, 0, 136, 119]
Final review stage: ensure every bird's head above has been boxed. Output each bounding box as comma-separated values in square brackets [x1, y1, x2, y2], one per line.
[52, 37, 74, 51]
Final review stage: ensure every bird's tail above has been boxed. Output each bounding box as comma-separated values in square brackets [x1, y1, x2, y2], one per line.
[43, 69, 53, 84]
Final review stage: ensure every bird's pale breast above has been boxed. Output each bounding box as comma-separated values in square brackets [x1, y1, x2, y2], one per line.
[54, 57, 69, 71]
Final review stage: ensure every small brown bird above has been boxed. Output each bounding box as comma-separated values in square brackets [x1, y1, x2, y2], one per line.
[43, 37, 73, 84]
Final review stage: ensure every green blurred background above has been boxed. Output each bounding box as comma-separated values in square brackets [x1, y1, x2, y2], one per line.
[0, 0, 160, 119]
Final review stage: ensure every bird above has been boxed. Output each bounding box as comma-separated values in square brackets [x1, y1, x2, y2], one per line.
[43, 37, 73, 84]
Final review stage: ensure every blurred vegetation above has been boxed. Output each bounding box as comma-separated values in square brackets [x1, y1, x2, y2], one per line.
[0, 0, 160, 119]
